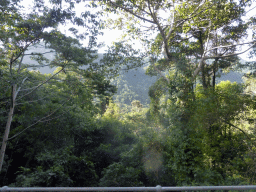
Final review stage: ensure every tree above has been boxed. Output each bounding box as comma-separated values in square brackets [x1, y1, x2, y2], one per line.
[102, 0, 255, 84]
[0, 64, 119, 185]
[0, 0, 109, 173]
[101, 0, 256, 185]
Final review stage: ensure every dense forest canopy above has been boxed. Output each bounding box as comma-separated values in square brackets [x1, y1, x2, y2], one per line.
[1, 0, 256, 189]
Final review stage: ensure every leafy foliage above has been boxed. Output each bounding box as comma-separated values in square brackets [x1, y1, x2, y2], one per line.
[1, 0, 256, 188]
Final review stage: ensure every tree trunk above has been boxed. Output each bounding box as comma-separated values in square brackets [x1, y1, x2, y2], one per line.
[212, 60, 216, 88]
[201, 62, 207, 89]
[0, 85, 16, 173]
[212, 30, 218, 89]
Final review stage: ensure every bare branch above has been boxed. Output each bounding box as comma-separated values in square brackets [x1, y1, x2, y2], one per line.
[17, 68, 64, 101]
[8, 97, 71, 141]
[193, 21, 212, 78]
[244, 5, 256, 15]
[16, 96, 48, 105]
[206, 40, 256, 53]
[23, 51, 55, 56]
[224, 120, 251, 140]
[11, 43, 32, 67]
[20, 85, 44, 92]
[21, 63, 54, 70]
[193, 44, 253, 78]
[14, 77, 28, 101]
[17, 51, 25, 74]
[38, 108, 72, 122]
[204, 43, 256, 60]
[107, 0, 155, 24]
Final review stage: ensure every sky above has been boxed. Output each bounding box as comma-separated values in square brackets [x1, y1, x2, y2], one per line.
[239, 3, 256, 61]
[70, 1, 256, 61]
[20, 0, 256, 61]
[19, 0, 127, 51]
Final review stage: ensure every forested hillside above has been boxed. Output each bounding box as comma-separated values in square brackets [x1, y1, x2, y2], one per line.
[22, 45, 246, 107]
[1, 0, 256, 189]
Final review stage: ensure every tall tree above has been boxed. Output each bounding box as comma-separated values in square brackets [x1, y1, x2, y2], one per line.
[101, 0, 256, 185]
[102, 0, 255, 84]
[0, 0, 105, 172]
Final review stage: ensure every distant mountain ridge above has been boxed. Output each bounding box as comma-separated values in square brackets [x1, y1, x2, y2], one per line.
[23, 45, 249, 106]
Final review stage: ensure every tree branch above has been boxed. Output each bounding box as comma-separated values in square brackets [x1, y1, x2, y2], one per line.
[204, 43, 256, 60]
[16, 96, 49, 106]
[167, 2, 213, 40]
[11, 43, 32, 68]
[193, 21, 212, 78]
[147, 0, 170, 60]
[21, 63, 54, 70]
[107, 0, 155, 24]
[17, 68, 64, 101]
[23, 51, 55, 56]
[14, 77, 28, 101]
[224, 120, 251, 140]
[205, 40, 256, 53]
[8, 97, 71, 141]
[17, 51, 25, 74]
